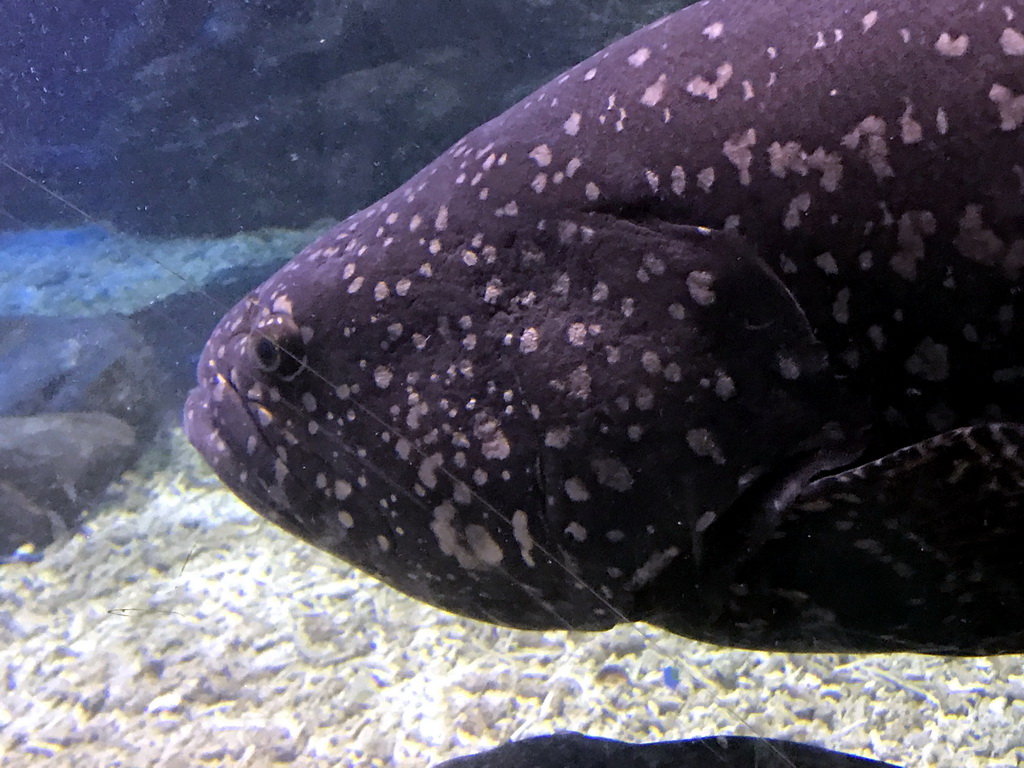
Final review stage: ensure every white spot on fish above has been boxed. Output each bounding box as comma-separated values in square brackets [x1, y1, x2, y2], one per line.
[687, 270, 716, 305]
[564, 111, 581, 136]
[1001, 27, 1024, 55]
[567, 323, 587, 346]
[592, 458, 634, 492]
[815, 252, 839, 274]
[641, 350, 662, 374]
[905, 338, 950, 381]
[564, 477, 591, 502]
[670, 165, 686, 194]
[989, 84, 1024, 130]
[703, 21, 724, 39]
[520, 327, 540, 353]
[686, 62, 733, 100]
[842, 116, 894, 179]
[374, 366, 393, 389]
[900, 103, 923, 143]
[529, 144, 553, 167]
[686, 428, 725, 464]
[511, 509, 535, 567]
[697, 166, 715, 192]
[784, 192, 812, 229]
[435, 205, 449, 231]
[833, 287, 851, 324]
[778, 354, 801, 380]
[627, 47, 651, 67]
[722, 128, 756, 186]
[641, 74, 668, 107]
[935, 32, 969, 57]
[495, 201, 519, 217]
[418, 453, 443, 489]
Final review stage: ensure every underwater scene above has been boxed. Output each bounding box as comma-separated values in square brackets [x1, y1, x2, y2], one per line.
[2, 0, 1024, 766]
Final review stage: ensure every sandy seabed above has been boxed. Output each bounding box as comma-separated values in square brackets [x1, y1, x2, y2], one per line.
[1, 429, 1023, 768]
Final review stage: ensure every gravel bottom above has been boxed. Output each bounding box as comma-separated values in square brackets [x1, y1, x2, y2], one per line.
[1, 430, 1023, 768]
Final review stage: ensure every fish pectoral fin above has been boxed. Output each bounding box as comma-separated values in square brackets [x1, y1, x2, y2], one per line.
[728, 422, 1024, 653]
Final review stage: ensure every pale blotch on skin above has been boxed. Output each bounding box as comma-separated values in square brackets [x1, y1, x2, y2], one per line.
[899, 104, 923, 144]
[715, 371, 736, 400]
[529, 144, 553, 167]
[545, 426, 572, 449]
[567, 322, 588, 346]
[520, 327, 541, 353]
[687, 270, 716, 305]
[905, 337, 951, 381]
[784, 192, 812, 229]
[641, 73, 668, 107]
[686, 428, 726, 465]
[670, 165, 686, 194]
[989, 84, 1024, 131]
[703, 21, 724, 39]
[512, 509, 535, 567]
[934, 32, 969, 57]
[627, 47, 651, 68]
[1001, 27, 1024, 55]
[777, 354, 801, 380]
[722, 128, 757, 186]
[564, 112, 582, 136]
[565, 477, 591, 502]
[686, 62, 734, 100]
[815, 252, 839, 275]
[842, 116, 894, 179]
[697, 166, 715, 192]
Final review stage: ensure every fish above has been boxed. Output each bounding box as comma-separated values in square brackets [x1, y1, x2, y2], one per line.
[184, 0, 1024, 654]
[430, 733, 900, 768]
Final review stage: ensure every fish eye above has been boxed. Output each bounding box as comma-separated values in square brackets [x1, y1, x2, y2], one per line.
[247, 322, 306, 379]
[253, 335, 280, 371]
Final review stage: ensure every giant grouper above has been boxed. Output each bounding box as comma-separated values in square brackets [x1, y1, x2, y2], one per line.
[184, 0, 1024, 655]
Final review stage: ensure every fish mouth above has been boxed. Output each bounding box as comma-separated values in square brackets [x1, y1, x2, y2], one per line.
[182, 353, 333, 542]
[182, 326, 272, 498]
[183, 375, 253, 486]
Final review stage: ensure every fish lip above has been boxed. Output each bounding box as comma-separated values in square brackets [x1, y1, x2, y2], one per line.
[183, 323, 270, 485]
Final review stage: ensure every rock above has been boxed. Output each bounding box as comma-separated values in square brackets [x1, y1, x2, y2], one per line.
[0, 314, 165, 442]
[0, 0, 684, 236]
[0, 412, 138, 559]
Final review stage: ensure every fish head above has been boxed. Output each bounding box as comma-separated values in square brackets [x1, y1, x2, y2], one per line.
[184, 199, 867, 632]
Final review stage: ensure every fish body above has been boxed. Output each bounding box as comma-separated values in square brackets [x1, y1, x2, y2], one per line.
[431, 733, 899, 768]
[185, 0, 1024, 653]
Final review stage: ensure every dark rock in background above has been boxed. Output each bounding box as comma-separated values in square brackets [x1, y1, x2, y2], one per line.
[0, 314, 166, 442]
[0, 0, 685, 237]
[0, 412, 138, 559]
[0, 314, 168, 558]
[433, 733, 899, 768]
